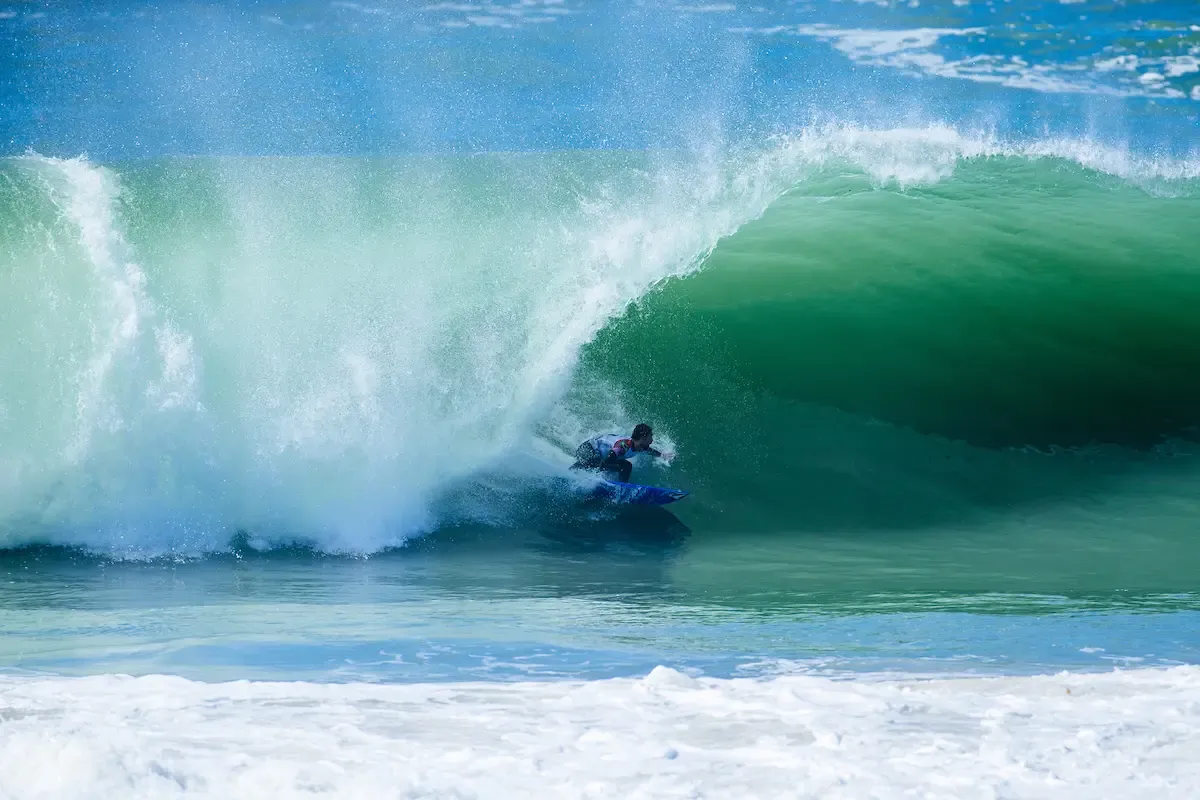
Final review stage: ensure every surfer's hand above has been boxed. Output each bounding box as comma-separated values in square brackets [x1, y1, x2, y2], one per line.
[659, 451, 676, 463]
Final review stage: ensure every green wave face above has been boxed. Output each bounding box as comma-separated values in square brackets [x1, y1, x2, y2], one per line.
[3, 130, 1200, 557]
[576, 155, 1200, 531]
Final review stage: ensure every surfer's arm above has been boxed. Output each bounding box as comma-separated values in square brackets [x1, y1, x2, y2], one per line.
[611, 441, 673, 461]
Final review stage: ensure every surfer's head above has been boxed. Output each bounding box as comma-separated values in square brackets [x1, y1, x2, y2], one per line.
[631, 423, 653, 450]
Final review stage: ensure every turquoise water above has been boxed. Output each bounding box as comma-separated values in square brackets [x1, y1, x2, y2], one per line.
[2, 3, 1200, 794]
[4, 11, 1200, 675]
[3, 146, 1199, 684]
[4, 542, 1199, 683]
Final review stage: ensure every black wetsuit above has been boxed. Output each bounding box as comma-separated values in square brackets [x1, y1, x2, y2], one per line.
[570, 435, 662, 483]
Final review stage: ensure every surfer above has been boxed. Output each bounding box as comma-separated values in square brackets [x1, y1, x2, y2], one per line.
[570, 424, 673, 483]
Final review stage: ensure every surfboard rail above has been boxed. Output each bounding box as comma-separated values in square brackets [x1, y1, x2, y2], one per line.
[591, 481, 689, 505]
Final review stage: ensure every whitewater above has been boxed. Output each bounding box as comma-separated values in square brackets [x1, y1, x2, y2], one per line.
[3, 0, 1200, 796]
[3, 667, 1200, 798]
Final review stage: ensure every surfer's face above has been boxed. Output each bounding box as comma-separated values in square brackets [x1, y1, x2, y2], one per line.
[632, 434, 652, 451]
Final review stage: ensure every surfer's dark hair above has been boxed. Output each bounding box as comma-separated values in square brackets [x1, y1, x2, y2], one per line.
[632, 423, 653, 441]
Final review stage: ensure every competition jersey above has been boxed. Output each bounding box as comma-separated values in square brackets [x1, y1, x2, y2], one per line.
[588, 434, 645, 461]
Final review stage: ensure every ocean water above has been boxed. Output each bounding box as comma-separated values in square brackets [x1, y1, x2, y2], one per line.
[3, 1, 1200, 796]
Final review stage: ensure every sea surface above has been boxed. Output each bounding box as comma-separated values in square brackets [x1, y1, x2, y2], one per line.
[2, 1, 1200, 796]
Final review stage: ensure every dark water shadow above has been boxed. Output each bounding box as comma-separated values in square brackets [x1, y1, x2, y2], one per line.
[401, 502, 693, 601]
[533, 505, 692, 555]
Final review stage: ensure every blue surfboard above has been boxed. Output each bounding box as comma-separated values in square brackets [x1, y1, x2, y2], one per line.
[591, 480, 689, 506]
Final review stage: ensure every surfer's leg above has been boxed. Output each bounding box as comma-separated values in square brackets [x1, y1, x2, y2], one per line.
[603, 458, 632, 483]
[571, 442, 602, 471]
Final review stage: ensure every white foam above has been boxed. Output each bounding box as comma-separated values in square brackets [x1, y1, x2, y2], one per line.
[0, 144, 797, 554]
[1, 667, 1199, 797]
[794, 24, 985, 57]
[1164, 56, 1199, 78]
[331, 2, 390, 16]
[745, 23, 1199, 101]
[770, 124, 1200, 184]
[1095, 54, 1139, 72]
[421, 0, 571, 28]
[674, 3, 736, 12]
